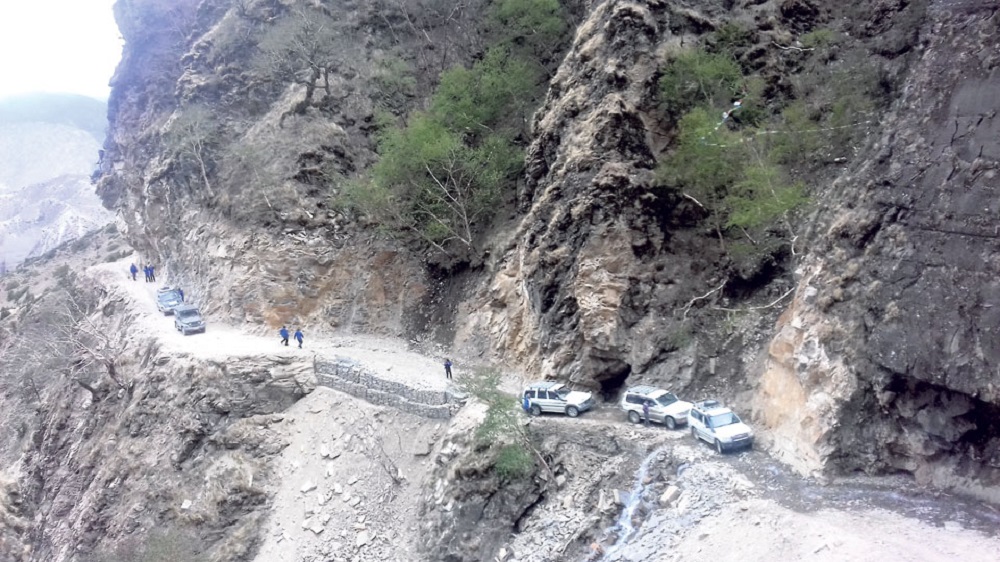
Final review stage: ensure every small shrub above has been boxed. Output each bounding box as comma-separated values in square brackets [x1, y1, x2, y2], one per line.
[372, 56, 417, 111]
[710, 22, 755, 54]
[494, 444, 535, 480]
[800, 28, 839, 50]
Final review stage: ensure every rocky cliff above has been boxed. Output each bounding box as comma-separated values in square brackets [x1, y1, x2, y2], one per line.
[93, 0, 1000, 503]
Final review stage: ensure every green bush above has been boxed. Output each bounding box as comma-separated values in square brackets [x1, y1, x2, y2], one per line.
[489, 0, 568, 60]
[659, 50, 743, 114]
[725, 161, 808, 230]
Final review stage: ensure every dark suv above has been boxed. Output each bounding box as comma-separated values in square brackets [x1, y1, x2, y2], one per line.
[156, 288, 183, 315]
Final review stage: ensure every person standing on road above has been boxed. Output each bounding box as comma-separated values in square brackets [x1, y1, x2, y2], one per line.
[294, 328, 304, 348]
[178, 288, 184, 302]
[444, 358, 453, 380]
[142, 265, 150, 282]
[642, 400, 651, 426]
[129, 263, 138, 281]
[279, 325, 289, 346]
[522, 394, 531, 413]
[149, 265, 156, 283]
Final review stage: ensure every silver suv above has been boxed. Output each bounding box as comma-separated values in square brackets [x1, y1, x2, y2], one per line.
[689, 400, 754, 453]
[620, 385, 692, 429]
[523, 382, 594, 418]
[173, 304, 206, 335]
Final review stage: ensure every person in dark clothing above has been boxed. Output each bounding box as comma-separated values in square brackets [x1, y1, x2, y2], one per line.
[149, 265, 156, 282]
[129, 263, 138, 281]
[178, 288, 184, 302]
[522, 395, 531, 413]
[142, 265, 150, 282]
[294, 328, 304, 348]
[642, 400, 651, 426]
[279, 326, 289, 346]
[444, 359, 453, 380]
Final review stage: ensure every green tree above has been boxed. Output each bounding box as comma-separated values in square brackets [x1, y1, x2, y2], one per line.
[431, 47, 541, 138]
[461, 369, 539, 480]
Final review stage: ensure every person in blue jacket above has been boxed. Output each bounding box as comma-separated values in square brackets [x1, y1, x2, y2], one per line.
[294, 328, 304, 349]
[177, 288, 184, 302]
[129, 263, 138, 281]
[279, 326, 289, 346]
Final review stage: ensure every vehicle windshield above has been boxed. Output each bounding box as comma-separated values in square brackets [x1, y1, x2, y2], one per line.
[556, 388, 571, 399]
[656, 393, 678, 407]
[177, 309, 200, 319]
[158, 291, 180, 303]
[708, 412, 739, 428]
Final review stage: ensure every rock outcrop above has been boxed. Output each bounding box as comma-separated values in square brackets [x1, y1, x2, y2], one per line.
[757, 1, 1000, 499]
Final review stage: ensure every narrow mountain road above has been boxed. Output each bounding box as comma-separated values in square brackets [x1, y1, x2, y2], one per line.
[87, 259, 455, 394]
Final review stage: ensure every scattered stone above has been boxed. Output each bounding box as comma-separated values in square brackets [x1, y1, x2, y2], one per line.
[556, 475, 568, 488]
[659, 485, 681, 506]
[301, 481, 317, 494]
[348, 475, 359, 485]
[334, 483, 344, 495]
[944, 521, 962, 532]
[320, 445, 331, 458]
[349, 497, 362, 508]
[356, 531, 371, 547]
[180, 499, 192, 511]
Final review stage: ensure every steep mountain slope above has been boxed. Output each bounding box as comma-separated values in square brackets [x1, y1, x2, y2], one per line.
[93, 0, 999, 506]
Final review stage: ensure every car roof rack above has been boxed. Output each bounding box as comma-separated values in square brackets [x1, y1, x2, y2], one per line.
[627, 385, 660, 395]
[527, 381, 563, 390]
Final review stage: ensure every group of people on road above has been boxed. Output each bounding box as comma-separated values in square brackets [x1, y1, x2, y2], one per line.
[129, 263, 157, 283]
[279, 325, 305, 348]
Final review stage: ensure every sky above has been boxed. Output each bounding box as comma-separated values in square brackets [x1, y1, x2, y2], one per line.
[0, 0, 122, 101]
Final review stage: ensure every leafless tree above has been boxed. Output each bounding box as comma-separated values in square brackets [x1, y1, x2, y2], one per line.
[45, 288, 130, 400]
[166, 105, 219, 198]
[253, 7, 341, 122]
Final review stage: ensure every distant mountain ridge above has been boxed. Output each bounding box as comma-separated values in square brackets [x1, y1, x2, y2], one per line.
[0, 93, 107, 140]
[0, 93, 111, 266]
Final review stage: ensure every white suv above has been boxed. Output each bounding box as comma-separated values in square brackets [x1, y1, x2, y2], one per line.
[523, 382, 594, 418]
[689, 400, 754, 453]
[620, 386, 692, 429]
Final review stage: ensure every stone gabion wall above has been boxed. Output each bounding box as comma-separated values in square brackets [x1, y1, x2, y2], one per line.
[315, 358, 463, 419]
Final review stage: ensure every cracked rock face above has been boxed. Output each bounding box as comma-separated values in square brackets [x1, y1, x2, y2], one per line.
[458, 1, 726, 391]
[757, 3, 1000, 499]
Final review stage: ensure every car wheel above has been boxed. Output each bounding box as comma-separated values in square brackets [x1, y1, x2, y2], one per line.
[715, 439, 724, 454]
[665, 416, 677, 430]
[529, 404, 542, 417]
[566, 406, 579, 418]
[628, 411, 641, 424]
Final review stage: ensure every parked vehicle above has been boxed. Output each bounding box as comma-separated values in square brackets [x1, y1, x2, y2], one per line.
[689, 400, 754, 453]
[523, 382, 594, 417]
[620, 385, 693, 429]
[156, 287, 183, 315]
[173, 304, 206, 335]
